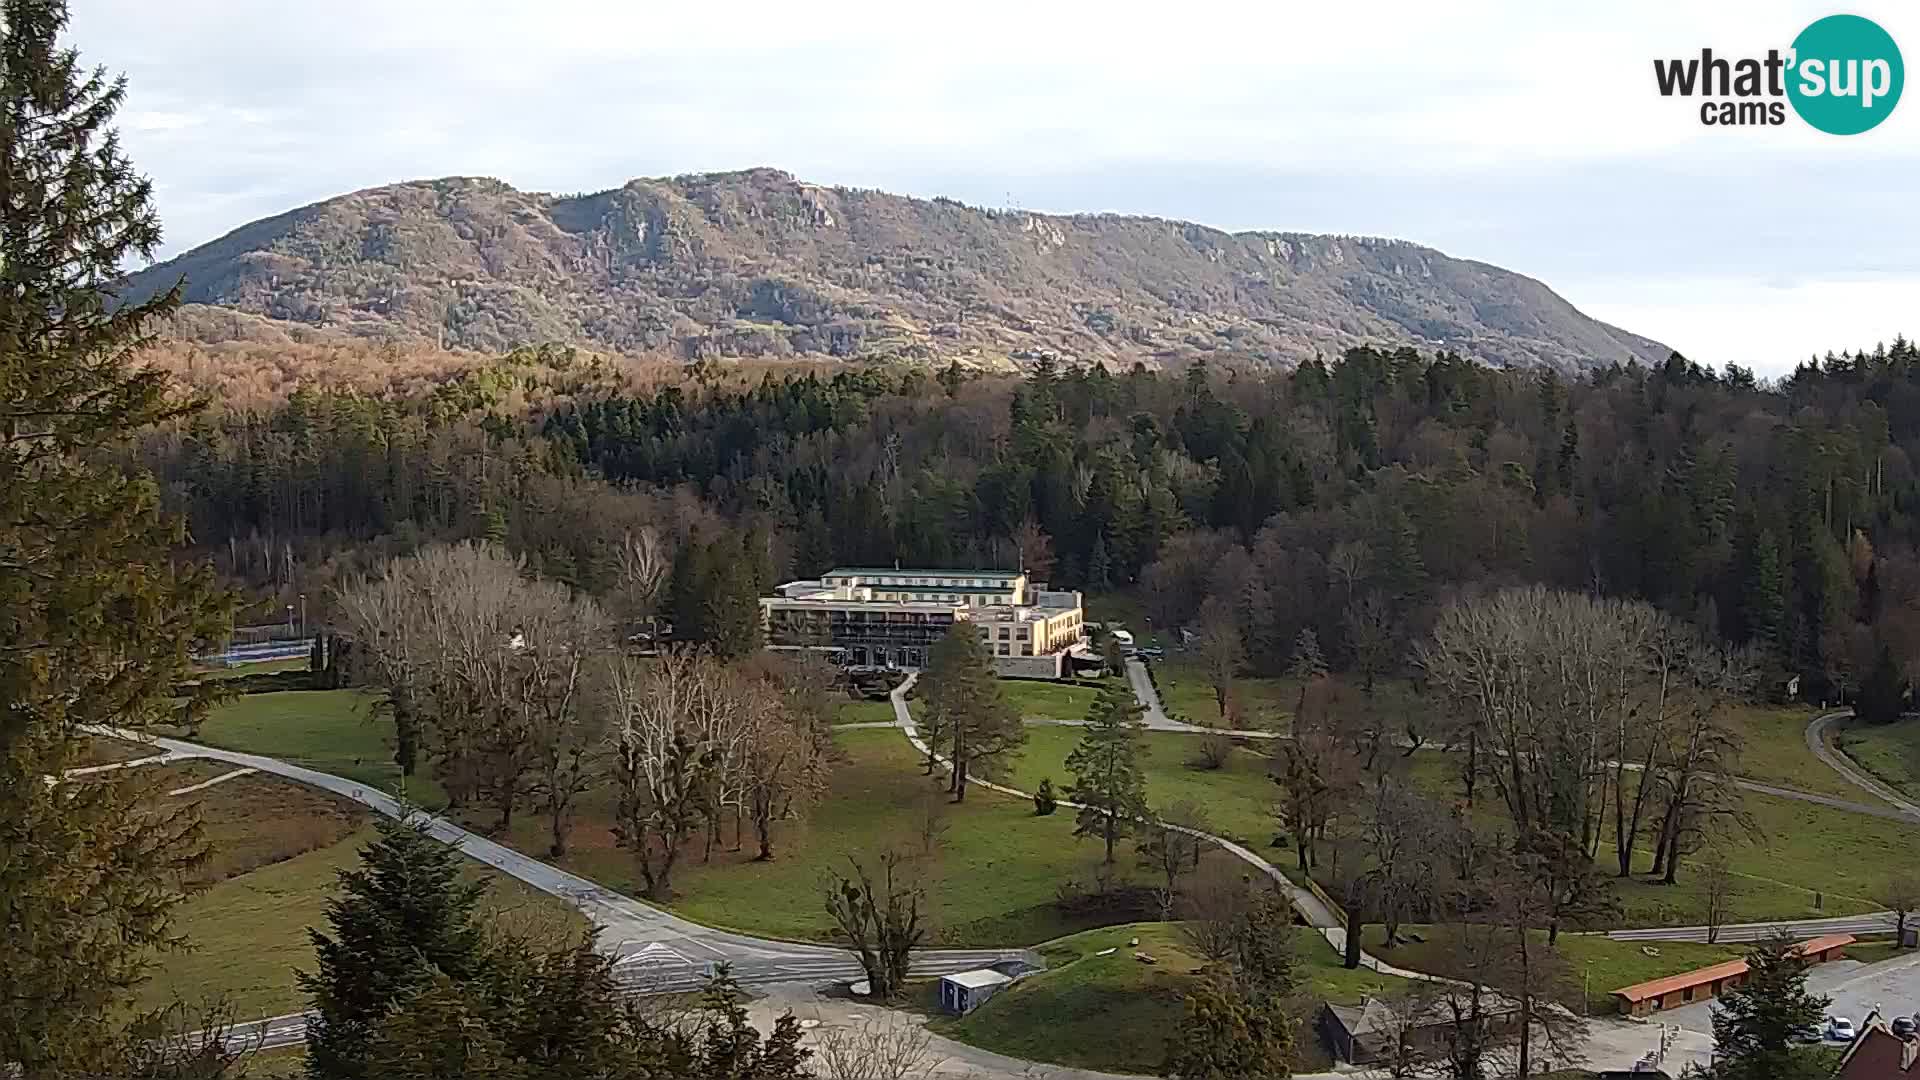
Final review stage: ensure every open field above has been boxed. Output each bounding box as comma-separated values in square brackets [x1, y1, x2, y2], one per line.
[1728, 706, 1858, 799]
[1366, 925, 1747, 1014]
[189, 690, 446, 807]
[1398, 752, 1888, 925]
[465, 727, 1166, 946]
[1835, 717, 1920, 801]
[198, 657, 311, 678]
[141, 827, 589, 1017]
[834, 698, 896, 725]
[1001, 724, 1279, 848]
[931, 920, 1404, 1075]
[999, 678, 1110, 722]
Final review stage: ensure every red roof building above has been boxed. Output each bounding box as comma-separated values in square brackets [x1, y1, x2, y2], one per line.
[1608, 935, 1853, 1017]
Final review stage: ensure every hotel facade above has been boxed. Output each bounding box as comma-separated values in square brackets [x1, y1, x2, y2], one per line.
[760, 568, 1086, 678]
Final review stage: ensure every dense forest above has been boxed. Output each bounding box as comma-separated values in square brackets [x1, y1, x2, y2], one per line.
[137, 337, 1920, 700]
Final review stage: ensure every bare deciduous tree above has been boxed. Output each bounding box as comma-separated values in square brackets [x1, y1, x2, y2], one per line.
[1702, 851, 1736, 944]
[609, 651, 725, 898]
[1883, 872, 1920, 948]
[1179, 862, 1251, 965]
[1193, 597, 1244, 726]
[822, 849, 926, 1002]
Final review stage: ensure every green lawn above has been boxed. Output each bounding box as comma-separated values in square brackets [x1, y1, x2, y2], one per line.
[199, 657, 311, 678]
[999, 678, 1109, 721]
[1836, 717, 1920, 800]
[467, 728, 1161, 946]
[1731, 705, 1861, 799]
[190, 690, 445, 806]
[1368, 925, 1745, 1014]
[932, 920, 1404, 1076]
[1399, 751, 1888, 925]
[834, 699, 896, 725]
[141, 827, 588, 1017]
[1001, 725, 1278, 847]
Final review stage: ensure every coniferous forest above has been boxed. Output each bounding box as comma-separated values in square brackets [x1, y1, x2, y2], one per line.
[138, 339, 1920, 701]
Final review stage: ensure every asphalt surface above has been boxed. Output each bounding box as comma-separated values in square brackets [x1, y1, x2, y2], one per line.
[1655, 950, 1920, 1039]
[88, 726, 1035, 1053]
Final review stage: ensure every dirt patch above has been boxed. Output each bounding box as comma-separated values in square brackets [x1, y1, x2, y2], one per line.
[73, 736, 163, 766]
[188, 774, 367, 885]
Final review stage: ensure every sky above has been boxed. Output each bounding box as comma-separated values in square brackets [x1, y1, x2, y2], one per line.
[71, 0, 1920, 375]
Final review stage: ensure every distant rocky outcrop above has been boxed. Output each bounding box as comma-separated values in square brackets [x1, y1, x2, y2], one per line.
[122, 168, 1669, 372]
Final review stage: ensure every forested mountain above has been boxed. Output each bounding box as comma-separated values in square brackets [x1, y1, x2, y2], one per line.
[121, 168, 1668, 372]
[139, 338, 1920, 702]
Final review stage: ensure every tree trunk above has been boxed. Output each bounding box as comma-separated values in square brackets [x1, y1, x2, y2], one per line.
[1343, 908, 1363, 970]
[754, 810, 775, 861]
[1103, 809, 1117, 865]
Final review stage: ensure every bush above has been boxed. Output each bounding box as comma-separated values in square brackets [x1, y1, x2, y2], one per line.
[1034, 777, 1059, 815]
[1187, 734, 1233, 771]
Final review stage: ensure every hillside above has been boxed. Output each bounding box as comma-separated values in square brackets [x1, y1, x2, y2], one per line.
[123, 168, 1669, 372]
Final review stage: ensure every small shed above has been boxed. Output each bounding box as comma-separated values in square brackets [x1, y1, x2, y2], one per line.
[939, 968, 1013, 1015]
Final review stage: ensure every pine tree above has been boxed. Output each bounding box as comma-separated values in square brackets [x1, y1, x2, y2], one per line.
[1088, 531, 1113, 590]
[1288, 628, 1328, 681]
[299, 813, 492, 1080]
[1707, 933, 1829, 1080]
[921, 623, 1024, 801]
[1160, 976, 1293, 1080]
[1743, 528, 1787, 652]
[0, 2, 233, 1071]
[1065, 679, 1150, 863]
[1857, 644, 1906, 726]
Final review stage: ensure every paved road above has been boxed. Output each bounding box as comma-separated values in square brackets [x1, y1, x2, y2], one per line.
[1808, 709, 1920, 820]
[1123, 658, 1275, 736]
[90, 726, 1037, 1054]
[1656, 950, 1920, 1038]
[1609, 913, 1902, 945]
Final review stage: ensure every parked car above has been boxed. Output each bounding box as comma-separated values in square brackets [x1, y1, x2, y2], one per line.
[1796, 1023, 1826, 1044]
[1893, 1016, 1916, 1038]
[1829, 1016, 1857, 1042]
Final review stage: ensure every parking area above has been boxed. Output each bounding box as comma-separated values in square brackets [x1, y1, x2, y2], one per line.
[1659, 951, 1920, 1040]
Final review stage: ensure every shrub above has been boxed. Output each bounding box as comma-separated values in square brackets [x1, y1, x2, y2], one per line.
[1034, 777, 1059, 815]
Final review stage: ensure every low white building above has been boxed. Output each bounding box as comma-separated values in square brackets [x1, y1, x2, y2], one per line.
[938, 968, 1014, 1015]
[761, 568, 1085, 677]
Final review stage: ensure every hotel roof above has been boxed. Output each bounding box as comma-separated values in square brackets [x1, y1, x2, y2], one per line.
[824, 568, 1023, 579]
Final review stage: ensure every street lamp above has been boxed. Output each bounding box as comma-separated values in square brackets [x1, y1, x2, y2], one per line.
[299, 593, 307, 638]
[286, 604, 295, 640]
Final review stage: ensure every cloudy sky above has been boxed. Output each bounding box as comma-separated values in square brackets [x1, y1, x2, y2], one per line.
[72, 0, 1917, 374]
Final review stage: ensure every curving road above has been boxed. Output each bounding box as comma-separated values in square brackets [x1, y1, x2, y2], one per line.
[88, 726, 1036, 1052]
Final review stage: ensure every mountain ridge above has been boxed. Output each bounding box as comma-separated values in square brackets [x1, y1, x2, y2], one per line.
[124, 167, 1671, 372]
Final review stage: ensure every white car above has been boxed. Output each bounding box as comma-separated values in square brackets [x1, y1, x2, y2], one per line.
[1828, 1016, 1856, 1042]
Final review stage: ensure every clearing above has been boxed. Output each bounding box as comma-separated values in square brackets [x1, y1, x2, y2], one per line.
[930, 920, 1406, 1076]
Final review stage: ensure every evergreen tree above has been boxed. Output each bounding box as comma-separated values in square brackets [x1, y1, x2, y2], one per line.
[920, 624, 1024, 801]
[0, 2, 233, 1072]
[300, 813, 491, 1080]
[1288, 628, 1328, 681]
[1857, 644, 1906, 726]
[1707, 933, 1830, 1080]
[1064, 679, 1150, 863]
[1160, 977, 1293, 1080]
[1088, 532, 1113, 590]
[1742, 528, 1788, 652]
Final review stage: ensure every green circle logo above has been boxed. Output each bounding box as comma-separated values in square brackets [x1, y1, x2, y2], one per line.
[1788, 14, 1904, 134]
